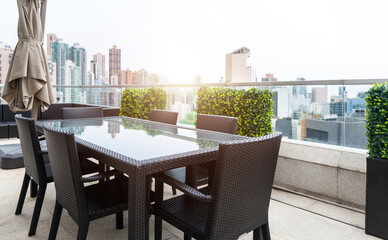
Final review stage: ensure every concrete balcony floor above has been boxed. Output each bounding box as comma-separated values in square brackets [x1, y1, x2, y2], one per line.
[0, 140, 379, 240]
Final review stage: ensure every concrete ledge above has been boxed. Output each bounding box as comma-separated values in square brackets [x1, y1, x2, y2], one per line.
[275, 139, 367, 209]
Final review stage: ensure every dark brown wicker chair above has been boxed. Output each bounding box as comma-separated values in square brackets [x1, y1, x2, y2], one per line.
[43, 126, 128, 240]
[61, 107, 103, 175]
[165, 114, 238, 194]
[14, 115, 53, 236]
[61, 107, 103, 119]
[14, 115, 104, 237]
[153, 132, 282, 240]
[149, 109, 178, 125]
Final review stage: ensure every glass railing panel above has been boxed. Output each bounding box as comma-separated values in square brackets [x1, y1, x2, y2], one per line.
[3, 79, 379, 151]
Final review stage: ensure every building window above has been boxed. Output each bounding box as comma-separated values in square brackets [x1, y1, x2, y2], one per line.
[306, 128, 329, 142]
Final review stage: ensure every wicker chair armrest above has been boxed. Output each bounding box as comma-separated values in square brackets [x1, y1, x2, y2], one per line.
[80, 169, 124, 183]
[154, 173, 212, 202]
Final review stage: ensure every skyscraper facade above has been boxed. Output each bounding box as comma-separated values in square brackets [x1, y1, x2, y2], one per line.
[0, 42, 13, 84]
[93, 52, 105, 80]
[47, 33, 57, 56]
[50, 39, 69, 86]
[225, 47, 255, 83]
[109, 45, 121, 84]
[69, 43, 87, 86]
[120, 69, 132, 85]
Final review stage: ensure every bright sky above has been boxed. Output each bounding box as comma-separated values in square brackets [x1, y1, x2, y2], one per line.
[1, 0, 388, 83]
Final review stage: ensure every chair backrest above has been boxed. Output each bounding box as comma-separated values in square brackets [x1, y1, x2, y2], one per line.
[15, 115, 46, 183]
[62, 107, 103, 119]
[3, 105, 31, 122]
[206, 132, 282, 239]
[43, 126, 87, 224]
[196, 114, 238, 134]
[149, 109, 178, 125]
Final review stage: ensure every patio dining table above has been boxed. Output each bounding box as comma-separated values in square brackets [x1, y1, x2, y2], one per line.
[36, 116, 247, 239]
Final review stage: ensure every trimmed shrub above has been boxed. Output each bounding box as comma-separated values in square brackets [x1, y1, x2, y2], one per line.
[120, 87, 167, 120]
[366, 83, 388, 159]
[196, 86, 273, 137]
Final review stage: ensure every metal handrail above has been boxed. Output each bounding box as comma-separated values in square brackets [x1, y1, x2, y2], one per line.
[47, 78, 387, 88]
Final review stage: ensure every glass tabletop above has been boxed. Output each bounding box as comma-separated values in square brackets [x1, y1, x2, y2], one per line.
[38, 116, 246, 161]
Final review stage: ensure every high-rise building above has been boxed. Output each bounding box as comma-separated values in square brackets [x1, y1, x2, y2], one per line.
[87, 72, 94, 86]
[120, 69, 132, 85]
[65, 60, 82, 103]
[109, 45, 121, 84]
[50, 39, 69, 86]
[90, 60, 98, 80]
[262, 73, 278, 82]
[68, 43, 87, 86]
[93, 52, 105, 79]
[47, 33, 57, 56]
[225, 47, 255, 83]
[293, 77, 307, 96]
[131, 69, 149, 85]
[110, 75, 119, 85]
[0, 42, 13, 84]
[312, 87, 328, 104]
[47, 56, 57, 86]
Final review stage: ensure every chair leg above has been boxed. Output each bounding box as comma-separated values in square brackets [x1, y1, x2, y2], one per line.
[49, 200, 63, 240]
[30, 180, 37, 198]
[261, 223, 271, 240]
[116, 212, 123, 229]
[155, 179, 164, 240]
[184, 234, 191, 240]
[99, 162, 106, 183]
[253, 226, 263, 240]
[15, 174, 30, 215]
[172, 186, 177, 195]
[155, 216, 162, 240]
[77, 221, 90, 240]
[28, 183, 47, 236]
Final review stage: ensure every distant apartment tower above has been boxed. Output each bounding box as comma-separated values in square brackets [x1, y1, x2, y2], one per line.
[90, 60, 98, 80]
[47, 33, 57, 56]
[109, 45, 121, 84]
[110, 75, 119, 85]
[50, 39, 69, 86]
[120, 69, 132, 85]
[293, 77, 307, 96]
[47, 57, 57, 86]
[312, 87, 328, 104]
[262, 73, 277, 82]
[132, 68, 149, 85]
[225, 47, 255, 83]
[0, 42, 13, 84]
[93, 52, 105, 79]
[69, 43, 87, 86]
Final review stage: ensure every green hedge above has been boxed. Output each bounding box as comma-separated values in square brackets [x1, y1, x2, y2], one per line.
[366, 83, 388, 159]
[196, 86, 273, 137]
[120, 88, 167, 120]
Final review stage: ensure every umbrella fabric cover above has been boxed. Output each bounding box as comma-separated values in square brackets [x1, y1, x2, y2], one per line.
[2, 0, 54, 114]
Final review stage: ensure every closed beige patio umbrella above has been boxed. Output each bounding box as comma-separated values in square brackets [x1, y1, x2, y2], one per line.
[2, 0, 54, 119]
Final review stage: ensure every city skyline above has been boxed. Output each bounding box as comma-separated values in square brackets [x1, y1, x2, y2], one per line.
[1, 0, 388, 83]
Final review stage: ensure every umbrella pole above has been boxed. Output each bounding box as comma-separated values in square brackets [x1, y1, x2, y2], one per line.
[31, 102, 39, 121]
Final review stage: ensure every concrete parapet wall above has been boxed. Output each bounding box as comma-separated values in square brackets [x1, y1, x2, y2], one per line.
[274, 139, 367, 209]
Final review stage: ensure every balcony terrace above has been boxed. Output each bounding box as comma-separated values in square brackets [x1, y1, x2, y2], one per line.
[0, 79, 385, 239]
[0, 138, 377, 239]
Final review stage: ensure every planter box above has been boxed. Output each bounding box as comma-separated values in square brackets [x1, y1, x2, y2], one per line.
[365, 156, 388, 239]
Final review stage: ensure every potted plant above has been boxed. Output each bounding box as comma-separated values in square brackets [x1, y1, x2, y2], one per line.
[365, 83, 388, 238]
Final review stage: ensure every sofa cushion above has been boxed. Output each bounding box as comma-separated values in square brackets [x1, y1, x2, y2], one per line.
[0, 123, 8, 139]
[2, 105, 31, 122]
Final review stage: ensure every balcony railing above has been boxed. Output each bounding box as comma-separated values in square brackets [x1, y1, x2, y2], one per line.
[1, 78, 387, 150]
